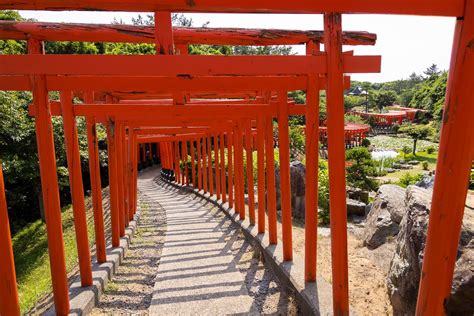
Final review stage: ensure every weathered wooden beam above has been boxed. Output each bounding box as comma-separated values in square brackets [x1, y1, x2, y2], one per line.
[0, 0, 463, 17]
[324, 13, 349, 314]
[0, 54, 381, 76]
[0, 21, 377, 46]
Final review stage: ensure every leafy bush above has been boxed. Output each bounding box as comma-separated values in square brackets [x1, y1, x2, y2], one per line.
[318, 159, 330, 225]
[470, 168, 474, 190]
[397, 172, 424, 188]
[288, 124, 305, 159]
[392, 123, 400, 133]
[426, 145, 436, 154]
[366, 116, 377, 127]
[344, 113, 366, 124]
[361, 138, 371, 147]
[422, 161, 429, 170]
[402, 145, 411, 158]
[372, 157, 397, 176]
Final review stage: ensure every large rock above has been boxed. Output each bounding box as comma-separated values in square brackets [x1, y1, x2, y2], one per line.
[387, 186, 431, 314]
[275, 161, 306, 220]
[347, 186, 369, 204]
[346, 198, 367, 216]
[446, 239, 474, 314]
[387, 186, 474, 315]
[415, 175, 435, 190]
[289, 161, 306, 219]
[363, 184, 406, 249]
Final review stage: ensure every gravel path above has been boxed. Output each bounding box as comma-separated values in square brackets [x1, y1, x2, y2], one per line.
[91, 169, 167, 315]
[91, 167, 298, 315]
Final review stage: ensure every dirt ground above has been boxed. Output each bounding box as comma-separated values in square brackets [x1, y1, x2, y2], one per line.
[289, 190, 474, 316]
[289, 220, 394, 315]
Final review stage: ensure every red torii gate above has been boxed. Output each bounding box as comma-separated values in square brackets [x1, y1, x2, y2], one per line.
[0, 2, 472, 316]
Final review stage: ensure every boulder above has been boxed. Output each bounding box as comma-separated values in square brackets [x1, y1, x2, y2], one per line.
[346, 198, 367, 216]
[445, 239, 474, 314]
[387, 186, 473, 315]
[363, 184, 406, 249]
[275, 167, 281, 211]
[387, 186, 431, 314]
[407, 160, 420, 165]
[415, 175, 435, 190]
[289, 161, 306, 219]
[275, 161, 306, 220]
[347, 186, 369, 204]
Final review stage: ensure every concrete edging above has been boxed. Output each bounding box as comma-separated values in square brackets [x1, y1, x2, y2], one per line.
[165, 179, 335, 316]
[44, 211, 141, 316]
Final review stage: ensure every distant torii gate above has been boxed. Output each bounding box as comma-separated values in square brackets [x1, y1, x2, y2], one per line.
[0, 1, 472, 315]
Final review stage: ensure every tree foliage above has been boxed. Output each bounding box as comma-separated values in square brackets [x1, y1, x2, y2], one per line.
[399, 124, 435, 154]
[345, 147, 378, 191]
[372, 90, 397, 112]
[350, 64, 447, 127]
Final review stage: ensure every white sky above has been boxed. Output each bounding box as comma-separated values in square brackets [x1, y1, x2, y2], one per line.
[19, 11, 456, 83]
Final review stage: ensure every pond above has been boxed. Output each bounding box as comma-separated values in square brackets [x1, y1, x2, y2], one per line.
[371, 150, 399, 160]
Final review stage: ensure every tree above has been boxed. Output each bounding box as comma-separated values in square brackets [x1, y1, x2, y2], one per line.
[345, 147, 377, 191]
[374, 90, 397, 113]
[409, 72, 423, 84]
[399, 124, 434, 155]
[344, 95, 365, 111]
[410, 71, 447, 123]
[232, 45, 292, 55]
[423, 64, 440, 79]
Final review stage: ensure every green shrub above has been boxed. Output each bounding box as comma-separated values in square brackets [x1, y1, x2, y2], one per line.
[392, 123, 400, 133]
[397, 172, 424, 188]
[345, 147, 378, 191]
[422, 161, 429, 170]
[318, 159, 330, 225]
[361, 138, 371, 147]
[401, 146, 411, 158]
[426, 145, 436, 154]
[344, 113, 365, 124]
[367, 116, 377, 127]
[289, 124, 305, 159]
[470, 167, 474, 190]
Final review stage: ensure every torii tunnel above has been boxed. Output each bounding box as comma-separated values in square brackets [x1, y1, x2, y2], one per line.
[351, 109, 420, 126]
[0, 1, 473, 315]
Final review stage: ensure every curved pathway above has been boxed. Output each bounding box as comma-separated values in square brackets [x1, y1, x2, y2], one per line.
[92, 166, 297, 315]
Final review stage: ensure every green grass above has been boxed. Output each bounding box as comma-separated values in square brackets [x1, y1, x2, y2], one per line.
[388, 168, 424, 179]
[12, 197, 96, 313]
[402, 151, 437, 164]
